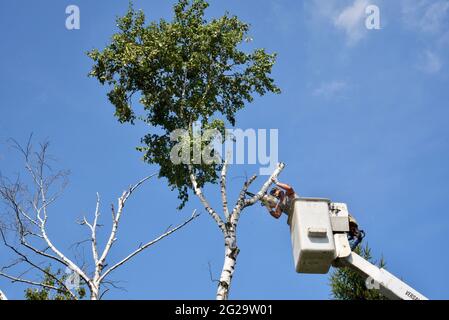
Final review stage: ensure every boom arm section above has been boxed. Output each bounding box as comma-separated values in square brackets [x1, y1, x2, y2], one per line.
[336, 252, 428, 300]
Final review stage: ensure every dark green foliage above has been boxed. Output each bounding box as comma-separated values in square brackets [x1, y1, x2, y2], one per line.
[25, 267, 86, 300]
[329, 244, 388, 300]
[88, 0, 280, 208]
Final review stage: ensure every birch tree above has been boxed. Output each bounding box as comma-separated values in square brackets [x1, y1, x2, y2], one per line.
[0, 289, 6, 300]
[194, 161, 285, 299]
[88, 0, 281, 299]
[0, 138, 199, 300]
[88, 0, 280, 209]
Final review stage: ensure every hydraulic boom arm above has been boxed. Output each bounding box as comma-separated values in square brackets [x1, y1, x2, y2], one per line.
[336, 252, 428, 300]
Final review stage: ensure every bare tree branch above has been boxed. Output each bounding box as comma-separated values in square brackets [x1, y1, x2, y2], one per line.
[98, 288, 110, 300]
[229, 175, 257, 229]
[0, 228, 76, 299]
[208, 261, 219, 284]
[20, 240, 69, 268]
[1, 139, 199, 300]
[96, 175, 156, 276]
[91, 193, 100, 265]
[10, 139, 92, 287]
[0, 271, 61, 292]
[189, 171, 226, 233]
[243, 163, 285, 208]
[99, 209, 200, 283]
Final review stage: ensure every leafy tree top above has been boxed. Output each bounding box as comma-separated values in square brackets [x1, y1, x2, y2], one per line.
[88, 0, 280, 208]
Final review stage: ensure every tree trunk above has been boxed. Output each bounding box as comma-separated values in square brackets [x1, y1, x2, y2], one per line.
[90, 284, 99, 300]
[90, 293, 99, 300]
[0, 289, 7, 300]
[216, 233, 239, 300]
[193, 162, 285, 300]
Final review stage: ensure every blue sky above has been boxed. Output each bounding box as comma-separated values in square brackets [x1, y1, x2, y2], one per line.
[1, 0, 448, 299]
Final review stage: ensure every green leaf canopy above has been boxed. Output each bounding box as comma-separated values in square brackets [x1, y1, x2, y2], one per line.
[88, 0, 280, 208]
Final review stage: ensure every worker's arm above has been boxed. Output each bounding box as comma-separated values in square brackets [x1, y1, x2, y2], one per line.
[272, 178, 295, 196]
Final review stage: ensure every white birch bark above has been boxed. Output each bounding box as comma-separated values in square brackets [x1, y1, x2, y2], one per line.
[0, 289, 7, 300]
[1, 174, 198, 300]
[190, 161, 285, 300]
[216, 241, 239, 300]
[0, 140, 199, 300]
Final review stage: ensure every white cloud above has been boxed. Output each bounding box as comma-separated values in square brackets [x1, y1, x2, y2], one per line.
[401, 0, 449, 74]
[307, 0, 376, 45]
[334, 0, 370, 45]
[313, 81, 348, 98]
[418, 50, 443, 74]
[402, 0, 449, 34]
[421, 1, 449, 33]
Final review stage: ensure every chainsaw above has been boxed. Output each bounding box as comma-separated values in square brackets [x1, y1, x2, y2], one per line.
[245, 191, 278, 209]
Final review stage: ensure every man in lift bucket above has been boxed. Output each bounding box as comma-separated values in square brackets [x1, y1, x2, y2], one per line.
[266, 179, 364, 250]
[266, 178, 298, 219]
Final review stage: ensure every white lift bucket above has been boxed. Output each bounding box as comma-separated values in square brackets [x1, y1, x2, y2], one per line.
[287, 197, 428, 299]
[287, 198, 336, 274]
